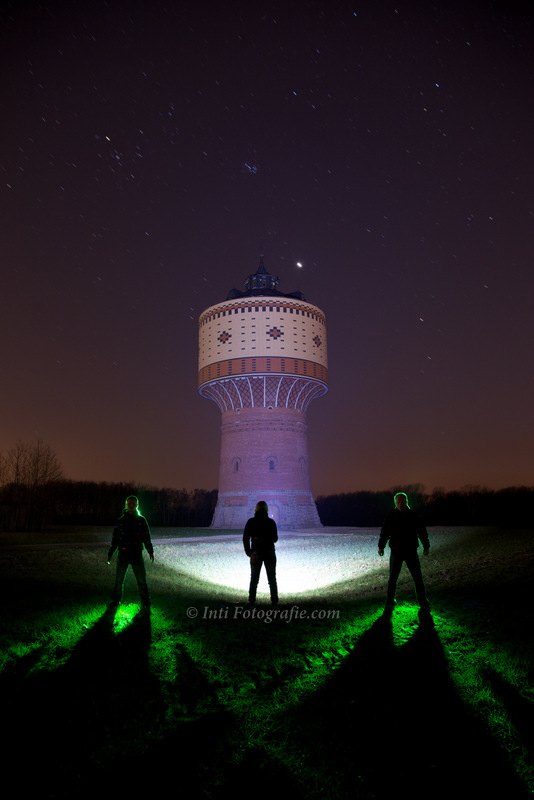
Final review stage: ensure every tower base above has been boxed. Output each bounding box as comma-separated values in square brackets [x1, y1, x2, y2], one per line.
[211, 490, 322, 530]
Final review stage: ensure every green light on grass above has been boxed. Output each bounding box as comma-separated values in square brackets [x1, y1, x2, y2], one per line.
[112, 604, 139, 633]
[390, 603, 422, 646]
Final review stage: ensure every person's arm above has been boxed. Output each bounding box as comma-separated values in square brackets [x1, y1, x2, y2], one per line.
[108, 525, 119, 562]
[271, 520, 278, 544]
[243, 521, 252, 556]
[419, 522, 430, 555]
[378, 517, 389, 556]
[142, 517, 154, 561]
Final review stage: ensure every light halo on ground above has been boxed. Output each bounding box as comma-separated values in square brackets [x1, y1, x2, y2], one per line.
[155, 530, 384, 599]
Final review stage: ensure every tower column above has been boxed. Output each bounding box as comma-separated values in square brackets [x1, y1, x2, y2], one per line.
[212, 406, 321, 528]
[198, 259, 328, 530]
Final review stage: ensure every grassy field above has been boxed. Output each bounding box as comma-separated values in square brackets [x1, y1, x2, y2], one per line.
[0, 525, 532, 799]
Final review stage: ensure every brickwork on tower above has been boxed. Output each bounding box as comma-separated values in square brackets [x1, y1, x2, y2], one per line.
[198, 259, 328, 529]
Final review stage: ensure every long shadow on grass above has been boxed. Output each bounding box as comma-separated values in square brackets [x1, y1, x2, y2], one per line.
[484, 666, 534, 759]
[0, 605, 237, 799]
[278, 611, 530, 800]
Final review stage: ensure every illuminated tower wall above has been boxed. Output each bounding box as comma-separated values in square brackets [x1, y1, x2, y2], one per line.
[198, 260, 328, 529]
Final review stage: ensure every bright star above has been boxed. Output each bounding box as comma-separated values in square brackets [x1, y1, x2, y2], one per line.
[296, 261, 303, 268]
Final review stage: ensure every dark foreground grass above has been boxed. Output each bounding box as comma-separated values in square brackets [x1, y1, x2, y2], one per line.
[0, 527, 532, 799]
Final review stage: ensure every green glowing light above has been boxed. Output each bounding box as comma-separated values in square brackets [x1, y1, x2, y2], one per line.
[389, 603, 422, 645]
[124, 494, 141, 515]
[112, 603, 139, 633]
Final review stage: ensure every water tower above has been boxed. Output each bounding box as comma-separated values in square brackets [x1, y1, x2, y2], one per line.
[198, 258, 328, 529]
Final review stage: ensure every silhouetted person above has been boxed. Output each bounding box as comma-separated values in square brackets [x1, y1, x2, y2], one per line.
[378, 491, 430, 616]
[243, 500, 278, 605]
[107, 495, 154, 609]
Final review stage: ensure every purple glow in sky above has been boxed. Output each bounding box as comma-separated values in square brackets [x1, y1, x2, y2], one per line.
[1, 0, 533, 495]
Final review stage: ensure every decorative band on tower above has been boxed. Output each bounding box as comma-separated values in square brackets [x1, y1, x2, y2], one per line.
[198, 258, 328, 529]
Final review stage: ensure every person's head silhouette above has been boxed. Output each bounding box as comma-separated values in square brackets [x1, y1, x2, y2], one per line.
[124, 495, 139, 514]
[255, 500, 268, 515]
[394, 492, 409, 511]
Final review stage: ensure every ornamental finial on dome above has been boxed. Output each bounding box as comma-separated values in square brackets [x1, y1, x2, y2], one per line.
[244, 256, 279, 293]
[225, 255, 305, 301]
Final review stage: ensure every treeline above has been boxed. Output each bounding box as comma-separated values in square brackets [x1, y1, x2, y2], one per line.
[4, 481, 533, 531]
[315, 485, 534, 528]
[2, 439, 533, 531]
[0, 478, 218, 531]
[0, 438, 216, 531]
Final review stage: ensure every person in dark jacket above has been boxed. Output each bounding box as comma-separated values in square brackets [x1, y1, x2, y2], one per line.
[107, 495, 154, 608]
[243, 500, 278, 606]
[378, 491, 430, 616]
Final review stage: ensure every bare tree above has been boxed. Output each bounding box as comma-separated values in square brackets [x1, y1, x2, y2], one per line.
[1, 439, 64, 530]
[4, 439, 63, 487]
[27, 439, 64, 487]
[4, 440, 27, 486]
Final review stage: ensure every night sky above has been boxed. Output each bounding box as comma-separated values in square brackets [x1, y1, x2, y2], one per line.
[2, 0, 533, 497]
